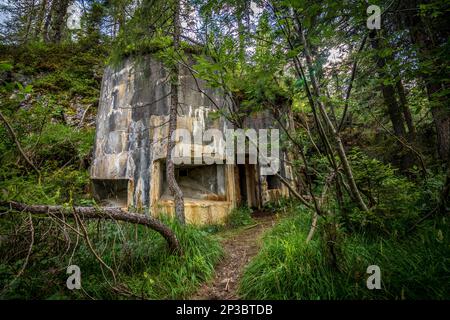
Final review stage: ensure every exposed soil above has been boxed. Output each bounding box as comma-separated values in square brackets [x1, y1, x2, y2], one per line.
[192, 214, 277, 300]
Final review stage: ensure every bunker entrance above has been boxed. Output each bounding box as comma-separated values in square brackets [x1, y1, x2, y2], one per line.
[267, 175, 281, 190]
[161, 164, 226, 201]
[92, 179, 129, 207]
[237, 164, 259, 209]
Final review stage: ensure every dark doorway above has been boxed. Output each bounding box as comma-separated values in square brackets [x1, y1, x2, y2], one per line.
[238, 164, 248, 205]
[92, 179, 129, 207]
[267, 175, 281, 190]
[238, 164, 259, 209]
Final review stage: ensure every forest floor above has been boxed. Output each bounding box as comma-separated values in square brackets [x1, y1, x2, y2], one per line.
[192, 212, 277, 300]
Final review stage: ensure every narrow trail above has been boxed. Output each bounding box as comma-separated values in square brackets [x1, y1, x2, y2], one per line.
[192, 213, 277, 300]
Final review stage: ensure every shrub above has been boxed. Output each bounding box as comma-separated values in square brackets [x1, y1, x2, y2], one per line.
[225, 207, 254, 228]
[0, 216, 223, 300]
[347, 149, 421, 234]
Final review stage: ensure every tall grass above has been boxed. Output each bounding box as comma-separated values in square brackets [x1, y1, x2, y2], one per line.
[224, 207, 254, 228]
[0, 216, 223, 300]
[239, 212, 449, 300]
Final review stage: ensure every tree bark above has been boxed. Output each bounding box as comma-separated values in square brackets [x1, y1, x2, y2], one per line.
[297, 21, 369, 212]
[35, 0, 48, 39]
[23, 0, 37, 43]
[369, 30, 416, 170]
[42, 0, 53, 42]
[1, 201, 182, 254]
[396, 79, 415, 140]
[369, 30, 407, 139]
[401, 0, 450, 161]
[50, 0, 71, 43]
[338, 35, 367, 132]
[166, 0, 185, 225]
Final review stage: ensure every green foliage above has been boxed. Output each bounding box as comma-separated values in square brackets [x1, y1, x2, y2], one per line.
[0, 168, 90, 205]
[0, 216, 223, 299]
[0, 41, 103, 207]
[225, 207, 254, 228]
[22, 123, 95, 169]
[1, 42, 105, 104]
[347, 150, 422, 234]
[108, 0, 200, 66]
[0, 105, 94, 205]
[0, 0, 448, 301]
[239, 212, 450, 300]
[109, 34, 174, 66]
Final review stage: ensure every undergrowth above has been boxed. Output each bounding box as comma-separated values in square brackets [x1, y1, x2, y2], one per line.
[225, 207, 254, 228]
[0, 215, 223, 300]
[239, 210, 449, 300]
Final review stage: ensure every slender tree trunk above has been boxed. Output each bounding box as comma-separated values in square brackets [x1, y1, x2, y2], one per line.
[297, 21, 368, 213]
[369, 30, 407, 139]
[396, 79, 415, 140]
[430, 102, 450, 162]
[166, 0, 185, 225]
[401, 0, 450, 161]
[43, 0, 54, 42]
[369, 30, 416, 170]
[439, 157, 450, 214]
[50, 0, 71, 43]
[23, 0, 37, 43]
[35, 0, 49, 39]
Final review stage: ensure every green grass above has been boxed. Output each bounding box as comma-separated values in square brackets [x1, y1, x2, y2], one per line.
[0, 216, 223, 300]
[0, 40, 224, 299]
[224, 207, 254, 228]
[239, 211, 450, 300]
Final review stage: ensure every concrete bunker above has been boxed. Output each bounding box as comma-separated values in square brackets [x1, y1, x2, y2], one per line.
[92, 179, 130, 207]
[90, 54, 294, 224]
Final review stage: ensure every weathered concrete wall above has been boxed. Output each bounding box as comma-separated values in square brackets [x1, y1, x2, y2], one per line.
[91, 54, 294, 224]
[91, 55, 228, 210]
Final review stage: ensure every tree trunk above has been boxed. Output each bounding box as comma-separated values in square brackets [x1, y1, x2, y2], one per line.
[23, 0, 37, 43]
[166, 0, 185, 225]
[401, 0, 450, 161]
[369, 30, 416, 170]
[1, 201, 182, 254]
[50, 0, 71, 43]
[42, 0, 53, 42]
[369, 30, 407, 139]
[439, 159, 450, 214]
[396, 79, 415, 140]
[35, 0, 49, 39]
[297, 22, 368, 213]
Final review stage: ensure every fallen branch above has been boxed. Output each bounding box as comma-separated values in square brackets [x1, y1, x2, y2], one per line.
[73, 209, 117, 283]
[0, 201, 182, 255]
[78, 105, 91, 128]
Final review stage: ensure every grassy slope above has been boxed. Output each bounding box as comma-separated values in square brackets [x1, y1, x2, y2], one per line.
[0, 42, 223, 299]
[239, 209, 449, 300]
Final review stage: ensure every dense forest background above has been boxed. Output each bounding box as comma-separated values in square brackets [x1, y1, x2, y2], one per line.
[0, 0, 448, 300]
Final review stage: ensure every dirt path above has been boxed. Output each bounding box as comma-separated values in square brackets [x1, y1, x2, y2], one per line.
[192, 214, 277, 300]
